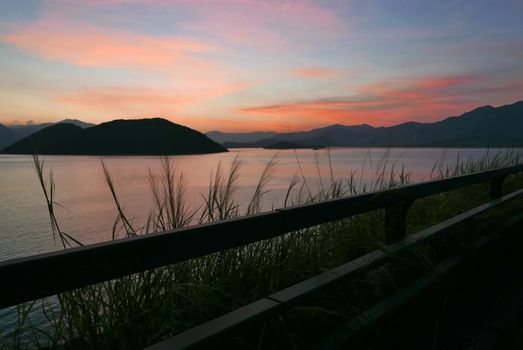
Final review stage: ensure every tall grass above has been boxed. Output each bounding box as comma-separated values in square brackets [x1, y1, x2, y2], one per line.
[431, 148, 520, 179]
[33, 155, 83, 249]
[5, 149, 522, 349]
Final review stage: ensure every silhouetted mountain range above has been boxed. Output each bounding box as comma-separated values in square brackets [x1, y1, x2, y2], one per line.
[206, 131, 279, 144]
[0, 119, 95, 149]
[1, 118, 227, 155]
[210, 101, 523, 148]
[2, 101, 522, 153]
[0, 124, 15, 149]
[264, 141, 325, 150]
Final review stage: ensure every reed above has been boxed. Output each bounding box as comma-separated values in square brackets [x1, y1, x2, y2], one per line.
[5, 149, 522, 349]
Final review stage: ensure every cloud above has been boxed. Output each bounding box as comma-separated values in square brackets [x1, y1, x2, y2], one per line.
[26, 0, 347, 52]
[180, 0, 347, 49]
[55, 81, 251, 116]
[293, 67, 338, 78]
[56, 87, 189, 115]
[0, 14, 251, 114]
[1, 21, 218, 69]
[237, 74, 489, 127]
[357, 75, 481, 103]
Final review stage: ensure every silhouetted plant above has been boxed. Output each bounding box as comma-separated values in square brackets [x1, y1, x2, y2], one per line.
[6, 149, 522, 349]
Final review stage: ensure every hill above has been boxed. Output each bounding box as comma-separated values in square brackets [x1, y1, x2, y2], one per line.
[263, 141, 325, 149]
[217, 101, 523, 148]
[0, 124, 16, 149]
[55, 118, 95, 129]
[1, 118, 227, 155]
[0, 119, 95, 149]
[206, 130, 278, 144]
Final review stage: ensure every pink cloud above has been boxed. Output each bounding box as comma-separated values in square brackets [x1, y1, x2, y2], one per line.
[181, 0, 347, 49]
[237, 74, 489, 127]
[38, 0, 347, 51]
[1, 21, 218, 69]
[0, 9, 259, 125]
[237, 99, 477, 128]
[56, 87, 191, 114]
[293, 67, 338, 78]
[0, 16, 250, 97]
[357, 75, 481, 106]
[415, 76, 479, 89]
[55, 80, 250, 113]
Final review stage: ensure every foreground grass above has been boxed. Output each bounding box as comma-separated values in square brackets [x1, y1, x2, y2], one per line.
[4, 150, 523, 349]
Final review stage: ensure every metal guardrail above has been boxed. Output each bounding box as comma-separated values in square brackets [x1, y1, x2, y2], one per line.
[1, 164, 522, 309]
[146, 188, 523, 350]
[1, 163, 523, 346]
[314, 210, 523, 350]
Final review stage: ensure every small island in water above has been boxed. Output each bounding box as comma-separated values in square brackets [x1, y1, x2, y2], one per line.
[0, 118, 227, 155]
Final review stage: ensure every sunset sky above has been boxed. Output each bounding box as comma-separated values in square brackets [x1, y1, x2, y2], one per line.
[0, 0, 522, 132]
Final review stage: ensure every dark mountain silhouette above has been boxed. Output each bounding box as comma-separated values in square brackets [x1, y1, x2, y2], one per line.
[1, 118, 227, 155]
[264, 141, 325, 149]
[206, 130, 278, 144]
[55, 118, 95, 129]
[0, 119, 95, 149]
[218, 101, 523, 148]
[0, 124, 16, 149]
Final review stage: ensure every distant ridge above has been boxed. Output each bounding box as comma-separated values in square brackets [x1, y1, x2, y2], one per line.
[1, 118, 227, 155]
[55, 118, 95, 129]
[2, 100, 522, 151]
[0, 118, 95, 149]
[0, 124, 16, 149]
[206, 130, 278, 144]
[214, 100, 523, 148]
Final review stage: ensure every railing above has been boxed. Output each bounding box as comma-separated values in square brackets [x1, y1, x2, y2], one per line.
[1, 163, 523, 348]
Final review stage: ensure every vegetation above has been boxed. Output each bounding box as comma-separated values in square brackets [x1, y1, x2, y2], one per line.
[2, 149, 522, 349]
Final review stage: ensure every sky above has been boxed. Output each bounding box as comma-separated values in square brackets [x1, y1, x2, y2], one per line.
[0, 0, 522, 132]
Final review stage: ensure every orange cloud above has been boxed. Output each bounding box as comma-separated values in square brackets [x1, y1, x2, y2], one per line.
[56, 87, 189, 114]
[1, 16, 255, 121]
[238, 100, 477, 129]
[1, 21, 218, 69]
[54, 80, 251, 116]
[416, 76, 478, 89]
[237, 74, 485, 128]
[240, 103, 385, 127]
[23, 0, 346, 54]
[293, 67, 338, 78]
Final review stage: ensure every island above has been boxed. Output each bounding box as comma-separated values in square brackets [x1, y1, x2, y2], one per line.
[0, 118, 227, 155]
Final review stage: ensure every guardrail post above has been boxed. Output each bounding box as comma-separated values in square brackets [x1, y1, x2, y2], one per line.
[385, 200, 414, 244]
[490, 176, 506, 199]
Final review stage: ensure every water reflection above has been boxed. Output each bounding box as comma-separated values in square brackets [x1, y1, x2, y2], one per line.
[0, 148, 519, 261]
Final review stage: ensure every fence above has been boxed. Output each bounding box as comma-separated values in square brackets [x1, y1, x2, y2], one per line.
[1, 163, 523, 348]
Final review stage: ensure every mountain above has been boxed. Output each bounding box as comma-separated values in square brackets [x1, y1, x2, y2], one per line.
[206, 130, 278, 144]
[219, 101, 523, 148]
[55, 118, 95, 129]
[0, 119, 95, 149]
[264, 141, 325, 149]
[1, 118, 227, 155]
[0, 124, 16, 149]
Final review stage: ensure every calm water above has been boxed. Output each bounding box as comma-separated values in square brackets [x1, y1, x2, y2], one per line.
[1, 147, 519, 261]
[0, 147, 520, 340]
